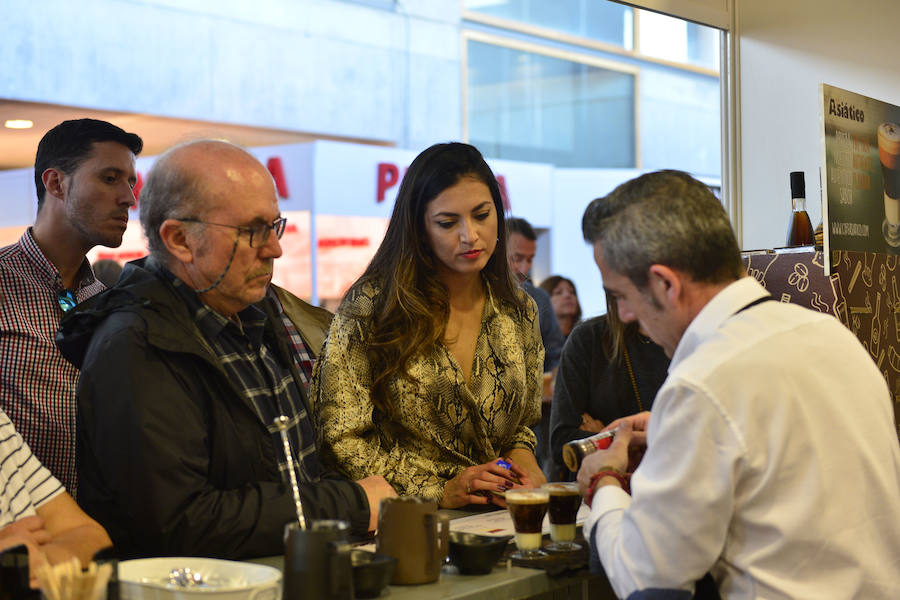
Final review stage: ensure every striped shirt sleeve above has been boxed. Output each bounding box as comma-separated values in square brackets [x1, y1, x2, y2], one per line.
[0, 408, 64, 527]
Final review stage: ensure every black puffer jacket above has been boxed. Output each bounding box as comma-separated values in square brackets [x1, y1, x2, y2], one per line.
[56, 258, 368, 559]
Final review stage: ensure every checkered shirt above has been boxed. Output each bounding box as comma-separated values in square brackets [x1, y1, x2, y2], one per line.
[0, 229, 104, 494]
[266, 287, 317, 389]
[160, 266, 321, 484]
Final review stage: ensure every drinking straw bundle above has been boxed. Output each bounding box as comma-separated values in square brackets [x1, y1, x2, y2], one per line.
[36, 557, 112, 600]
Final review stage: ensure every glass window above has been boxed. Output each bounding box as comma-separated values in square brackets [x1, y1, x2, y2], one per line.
[467, 40, 636, 168]
[464, 0, 633, 49]
[637, 9, 720, 70]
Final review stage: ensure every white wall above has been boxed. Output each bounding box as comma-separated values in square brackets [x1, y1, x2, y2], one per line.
[550, 169, 643, 319]
[738, 0, 900, 250]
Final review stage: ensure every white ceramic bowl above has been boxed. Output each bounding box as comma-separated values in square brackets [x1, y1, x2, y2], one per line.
[118, 557, 281, 600]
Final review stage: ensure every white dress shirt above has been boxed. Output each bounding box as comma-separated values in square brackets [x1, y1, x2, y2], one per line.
[586, 277, 900, 599]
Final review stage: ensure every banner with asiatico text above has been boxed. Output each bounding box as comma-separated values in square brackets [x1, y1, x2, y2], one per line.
[821, 84, 900, 258]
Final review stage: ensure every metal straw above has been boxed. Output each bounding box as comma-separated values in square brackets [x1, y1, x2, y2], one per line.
[274, 415, 306, 530]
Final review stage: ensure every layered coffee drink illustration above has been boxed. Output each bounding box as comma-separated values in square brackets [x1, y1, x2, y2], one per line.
[878, 122, 900, 247]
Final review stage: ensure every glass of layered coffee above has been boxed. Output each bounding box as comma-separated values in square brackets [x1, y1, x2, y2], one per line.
[505, 488, 549, 559]
[542, 482, 582, 551]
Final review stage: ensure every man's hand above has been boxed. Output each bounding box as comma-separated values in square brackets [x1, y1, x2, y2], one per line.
[356, 475, 397, 533]
[602, 410, 650, 435]
[577, 421, 633, 496]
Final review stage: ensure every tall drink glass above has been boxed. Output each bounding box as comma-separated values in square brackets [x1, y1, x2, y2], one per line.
[542, 482, 582, 552]
[505, 488, 549, 559]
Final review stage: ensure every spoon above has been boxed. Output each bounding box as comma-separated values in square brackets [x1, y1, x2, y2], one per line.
[168, 567, 204, 587]
[274, 415, 307, 529]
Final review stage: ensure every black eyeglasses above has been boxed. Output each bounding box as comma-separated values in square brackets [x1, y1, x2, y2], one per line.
[57, 289, 77, 313]
[178, 216, 287, 248]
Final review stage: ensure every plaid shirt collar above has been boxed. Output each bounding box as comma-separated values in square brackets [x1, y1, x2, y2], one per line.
[150, 258, 267, 346]
[19, 227, 98, 294]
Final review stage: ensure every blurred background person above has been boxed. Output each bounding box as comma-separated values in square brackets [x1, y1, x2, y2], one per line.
[90, 259, 123, 288]
[539, 275, 582, 339]
[506, 218, 565, 480]
[506, 217, 564, 372]
[549, 290, 669, 479]
[312, 142, 544, 508]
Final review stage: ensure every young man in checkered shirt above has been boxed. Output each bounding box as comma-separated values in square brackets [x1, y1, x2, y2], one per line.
[0, 119, 142, 495]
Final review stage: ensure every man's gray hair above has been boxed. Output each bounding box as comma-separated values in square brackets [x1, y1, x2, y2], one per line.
[139, 143, 208, 261]
[582, 170, 744, 288]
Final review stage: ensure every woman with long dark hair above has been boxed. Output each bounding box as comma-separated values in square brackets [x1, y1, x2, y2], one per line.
[538, 275, 582, 338]
[311, 142, 545, 508]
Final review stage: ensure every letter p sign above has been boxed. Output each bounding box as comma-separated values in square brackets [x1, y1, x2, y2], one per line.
[377, 162, 400, 203]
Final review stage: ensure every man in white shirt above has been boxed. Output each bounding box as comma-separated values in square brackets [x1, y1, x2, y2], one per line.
[577, 170, 900, 599]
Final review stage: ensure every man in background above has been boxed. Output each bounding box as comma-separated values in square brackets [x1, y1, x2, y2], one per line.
[578, 170, 900, 599]
[506, 217, 566, 479]
[0, 119, 142, 493]
[57, 139, 394, 559]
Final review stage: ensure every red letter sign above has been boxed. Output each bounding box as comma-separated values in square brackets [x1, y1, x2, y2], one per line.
[267, 157, 290, 199]
[377, 162, 400, 203]
[496, 175, 511, 212]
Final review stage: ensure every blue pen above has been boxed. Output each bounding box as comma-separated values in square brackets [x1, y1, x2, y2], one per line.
[496, 458, 521, 485]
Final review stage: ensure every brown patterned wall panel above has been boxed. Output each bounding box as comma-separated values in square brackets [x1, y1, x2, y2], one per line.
[742, 249, 899, 435]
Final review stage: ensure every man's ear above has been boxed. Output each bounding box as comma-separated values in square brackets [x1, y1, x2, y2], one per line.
[158, 219, 195, 264]
[41, 168, 66, 202]
[647, 264, 682, 307]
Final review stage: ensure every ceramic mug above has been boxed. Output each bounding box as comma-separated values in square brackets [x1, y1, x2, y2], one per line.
[283, 519, 353, 600]
[376, 497, 449, 585]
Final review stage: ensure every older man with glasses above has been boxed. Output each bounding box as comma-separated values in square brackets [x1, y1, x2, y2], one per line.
[56, 140, 395, 560]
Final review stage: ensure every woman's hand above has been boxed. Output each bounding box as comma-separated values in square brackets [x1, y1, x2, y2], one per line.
[0, 516, 51, 589]
[440, 459, 521, 509]
[580, 413, 605, 433]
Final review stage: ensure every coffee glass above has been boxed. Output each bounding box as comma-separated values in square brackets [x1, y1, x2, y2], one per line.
[542, 482, 582, 551]
[505, 488, 549, 559]
[878, 122, 900, 247]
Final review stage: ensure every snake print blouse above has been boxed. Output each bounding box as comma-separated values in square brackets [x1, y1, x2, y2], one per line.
[310, 281, 543, 501]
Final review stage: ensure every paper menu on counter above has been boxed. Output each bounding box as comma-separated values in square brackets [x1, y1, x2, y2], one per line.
[448, 503, 591, 537]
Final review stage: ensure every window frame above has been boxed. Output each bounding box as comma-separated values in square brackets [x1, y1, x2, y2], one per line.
[461, 0, 740, 245]
[462, 29, 642, 169]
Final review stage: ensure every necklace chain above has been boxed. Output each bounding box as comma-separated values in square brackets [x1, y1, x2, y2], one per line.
[623, 345, 643, 412]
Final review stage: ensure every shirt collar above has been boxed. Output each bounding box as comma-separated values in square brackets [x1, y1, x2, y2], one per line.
[151, 257, 267, 346]
[669, 276, 769, 368]
[19, 227, 98, 292]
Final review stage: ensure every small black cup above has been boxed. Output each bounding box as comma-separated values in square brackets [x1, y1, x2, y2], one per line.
[448, 532, 513, 575]
[351, 549, 396, 598]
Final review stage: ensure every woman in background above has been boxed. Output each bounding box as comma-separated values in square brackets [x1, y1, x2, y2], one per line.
[312, 142, 545, 508]
[549, 290, 669, 477]
[539, 275, 581, 339]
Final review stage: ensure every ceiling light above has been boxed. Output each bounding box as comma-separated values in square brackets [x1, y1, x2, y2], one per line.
[5, 119, 34, 129]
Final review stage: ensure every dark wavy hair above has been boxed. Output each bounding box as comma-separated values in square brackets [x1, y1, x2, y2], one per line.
[341, 142, 524, 413]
